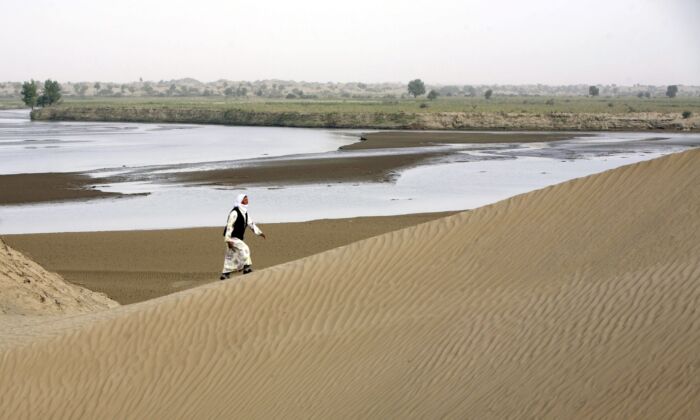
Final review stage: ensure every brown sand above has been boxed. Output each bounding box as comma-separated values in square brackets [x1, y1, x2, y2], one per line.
[1, 149, 700, 418]
[0, 238, 117, 316]
[0, 172, 122, 205]
[172, 133, 581, 186]
[343, 131, 580, 150]
[168, 152, 448, 187]
[4, 212, 454, 304]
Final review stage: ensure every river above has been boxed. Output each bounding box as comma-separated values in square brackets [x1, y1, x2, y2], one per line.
[1, 109, 698, 233]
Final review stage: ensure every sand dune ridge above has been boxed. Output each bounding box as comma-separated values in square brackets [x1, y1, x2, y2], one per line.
[1, 149, 699, 418]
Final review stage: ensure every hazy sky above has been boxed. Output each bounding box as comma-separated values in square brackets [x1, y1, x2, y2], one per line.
[2, 0, 698, 85]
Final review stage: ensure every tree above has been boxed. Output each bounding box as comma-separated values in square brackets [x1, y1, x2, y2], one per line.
[20, 80, 38, 110]
[588, 85, 600, 96]
[427, 90, 439, 100]
[38, 79, 62, 107]
[484, 89, 493, 100]
[407, 79, 426, 98]
[666, 85, 678, 98]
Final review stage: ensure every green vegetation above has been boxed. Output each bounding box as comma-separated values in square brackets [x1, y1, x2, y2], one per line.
[19, 79, 61, 109]
[683, 111, 692, 119]
[4, 79, 699, 101]
[26, 95, 700, 131]
[0, 98, 23, 110]
[38, 79, 62, 107]
[407, 79, 426, 98]
[21, 80, 38, 109]
[26, 95, 700, 115]
[589, 86, 600, 96]
[6, 79, 699, 131]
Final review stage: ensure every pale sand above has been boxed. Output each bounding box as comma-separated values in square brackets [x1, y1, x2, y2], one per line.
[0, 239, 118, 349]
[0, 239, 117, 316]
[1, 149, 700, 418]
[4, 212, 453, 304]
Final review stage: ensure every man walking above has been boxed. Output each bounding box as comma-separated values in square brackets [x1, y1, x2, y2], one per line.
[220, 193, 266, 280]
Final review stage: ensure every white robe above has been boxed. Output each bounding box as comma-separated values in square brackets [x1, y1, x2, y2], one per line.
[222, 205, 263, 273]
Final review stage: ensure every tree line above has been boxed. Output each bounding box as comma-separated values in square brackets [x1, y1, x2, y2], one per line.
[589, 84, 678, 98]
[409, 79, 683, 101]
[20, 79, 62, 110]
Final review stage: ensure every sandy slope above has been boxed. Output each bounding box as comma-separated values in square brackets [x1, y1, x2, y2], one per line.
[5, 213, 452, 304]
[1, 149, 700, 418]
[0, 239, 117, 316]
[0, 239, 119, 349]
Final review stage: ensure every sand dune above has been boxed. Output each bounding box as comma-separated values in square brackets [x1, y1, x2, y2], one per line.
[0, 238, 117, 316]
[5, 212, 452, 304]
[1, 149, 700, 418]
[0, 239, 119, 349]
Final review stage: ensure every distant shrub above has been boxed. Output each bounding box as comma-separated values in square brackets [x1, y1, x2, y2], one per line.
[484, 89, 493, 100]
[607, 102, 614, 107]
[419, 103, 429, 108]
[682, 111, 692, 119]
[427, 90, 439, 100]
[545, 99, 555, 105]
[285, 93, 297, 99]
[589, 86, 600, 96]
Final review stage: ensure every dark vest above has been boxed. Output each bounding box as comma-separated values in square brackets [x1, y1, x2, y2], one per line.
[223, 207, 248, 240]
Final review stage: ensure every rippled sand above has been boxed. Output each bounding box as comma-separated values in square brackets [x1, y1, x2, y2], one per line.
[1, 149, 699, 418]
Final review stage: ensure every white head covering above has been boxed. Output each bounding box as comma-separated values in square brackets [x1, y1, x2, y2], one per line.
[235, 193, 248, 213]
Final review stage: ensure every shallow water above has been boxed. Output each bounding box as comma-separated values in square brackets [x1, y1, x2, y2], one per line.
[0, 109, 358, 174]
[1, 109, 698, 234]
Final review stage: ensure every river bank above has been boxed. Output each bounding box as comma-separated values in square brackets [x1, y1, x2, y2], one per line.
[32, 103, 700, 131]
